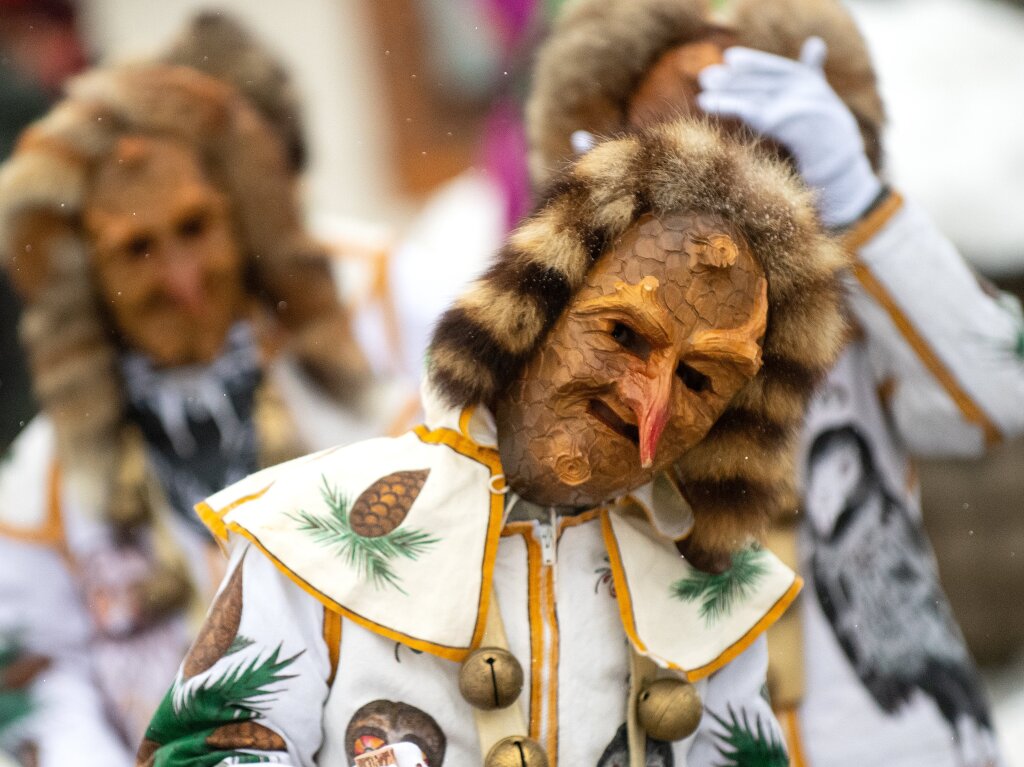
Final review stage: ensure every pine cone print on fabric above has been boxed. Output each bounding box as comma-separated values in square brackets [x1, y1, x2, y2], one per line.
[206, 721, 287, 751]
[182, 556, 244, 679]
[349, 469, 430, 537]
[290, 473, 438, 593]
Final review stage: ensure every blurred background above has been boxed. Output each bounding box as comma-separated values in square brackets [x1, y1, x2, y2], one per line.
[0, 0, 1021, 760]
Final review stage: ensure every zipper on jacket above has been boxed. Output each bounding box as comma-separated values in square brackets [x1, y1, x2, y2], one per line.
[538, 507, 557, 566]
[529, 512, 559, 765]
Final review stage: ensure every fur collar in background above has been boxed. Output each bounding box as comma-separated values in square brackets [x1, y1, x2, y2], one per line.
[429, 119, 849, 561]
[526, 0, 885, 191]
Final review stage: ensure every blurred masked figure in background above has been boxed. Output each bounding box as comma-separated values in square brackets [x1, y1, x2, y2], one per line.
[527, 1, 1024, 766]
[0, 56, 389, 765]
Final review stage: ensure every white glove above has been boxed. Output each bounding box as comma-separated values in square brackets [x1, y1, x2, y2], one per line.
[698, 37, 882, 228]
[571, 129, 596, 155]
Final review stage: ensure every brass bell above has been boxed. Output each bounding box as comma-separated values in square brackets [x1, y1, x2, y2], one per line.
[459, 647, 524, 710]
[637, 677, 703, 742]
[484, 736, 549, 767]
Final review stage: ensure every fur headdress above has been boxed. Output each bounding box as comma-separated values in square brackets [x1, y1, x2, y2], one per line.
[161, 11, 308, 172]
[0, 63, 363, 512]
[526, 0, 885, 190]
[430, 119, 849, 558]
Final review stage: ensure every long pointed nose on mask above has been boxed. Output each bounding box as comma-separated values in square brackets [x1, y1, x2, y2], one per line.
[163, 257, 206, 316]
[619, 355, 675, 469]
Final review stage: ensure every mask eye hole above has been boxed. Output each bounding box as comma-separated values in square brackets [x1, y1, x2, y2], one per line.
[125, 235, 152, 259]
[676, 361, 711, 393]
[610, 322, 651, 359]
[177, 211, 208, 239]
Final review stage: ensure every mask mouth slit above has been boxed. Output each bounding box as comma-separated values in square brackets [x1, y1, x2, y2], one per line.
[587, 398, 639, 446]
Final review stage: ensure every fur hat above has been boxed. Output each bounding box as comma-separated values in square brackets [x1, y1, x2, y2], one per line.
[161, 11, 308, 172]
[430, 119, 849, 558]
[0, 63, 363, 510]
[526, 0, 885, 190]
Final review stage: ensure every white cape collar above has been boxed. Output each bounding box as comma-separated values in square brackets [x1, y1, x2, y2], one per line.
[198, 398, 800, 676]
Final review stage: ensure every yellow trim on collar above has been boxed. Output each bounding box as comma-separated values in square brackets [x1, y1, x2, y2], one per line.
[196, 484, 274, 543]
[0, 461, 65, 548]
[221, 519, 482, 661]
[601, 508, 801, 682]
[412, 418, 506, 657]
[199, 412, 507, 663]
[686, 577, 802, 681]
[601, 509, 667, 666]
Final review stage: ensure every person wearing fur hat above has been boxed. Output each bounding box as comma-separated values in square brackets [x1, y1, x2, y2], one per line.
[137, 119, 846, 767]
[527, 1, 1024, 765]
[0, 61, 404, 766]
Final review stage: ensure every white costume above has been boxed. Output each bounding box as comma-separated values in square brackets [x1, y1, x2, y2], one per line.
[139, 398, 799, 767]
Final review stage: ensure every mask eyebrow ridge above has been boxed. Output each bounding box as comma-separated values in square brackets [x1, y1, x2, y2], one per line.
[573, 294, 672, 346]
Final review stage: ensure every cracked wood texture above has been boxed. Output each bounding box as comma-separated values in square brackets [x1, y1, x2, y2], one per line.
[496, 211, 767, 508]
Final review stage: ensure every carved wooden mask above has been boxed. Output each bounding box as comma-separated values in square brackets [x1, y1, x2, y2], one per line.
[627, 36, 730, 129]
[83, 135, 246, 367]
[495, 212, 768, 507]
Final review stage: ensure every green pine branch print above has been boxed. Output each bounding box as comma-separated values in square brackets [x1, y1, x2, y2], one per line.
[0, 642, 32, 737]
[670, 547, 768, 624]
[0, 689, 31, 738]
[289, 476, 438, 594]
[176, 644, 299, 723]
[144, 642, 300, 767]
[226, 635, 256, 657]
[711, 706, 789, 767]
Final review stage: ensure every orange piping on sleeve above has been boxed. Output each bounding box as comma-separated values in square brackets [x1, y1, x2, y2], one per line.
[543, 565, 559, 766]
[841, 190, 904, 251]
[851, 262, 1001, 446]
[524, 531, 544, 740]
[844, 191, 1001, 446]
[779, 707, 809, 767]
[323, 608, 342, 686]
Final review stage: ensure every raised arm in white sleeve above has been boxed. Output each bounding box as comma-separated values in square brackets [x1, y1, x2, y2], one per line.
[699, 38, 1024, 455]
[841, 194, 1024, 455]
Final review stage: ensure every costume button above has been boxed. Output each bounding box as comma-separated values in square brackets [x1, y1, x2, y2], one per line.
[484, 736, 549, 767]
[637, 677, 703, 741]
[459, 647, 524, 710]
